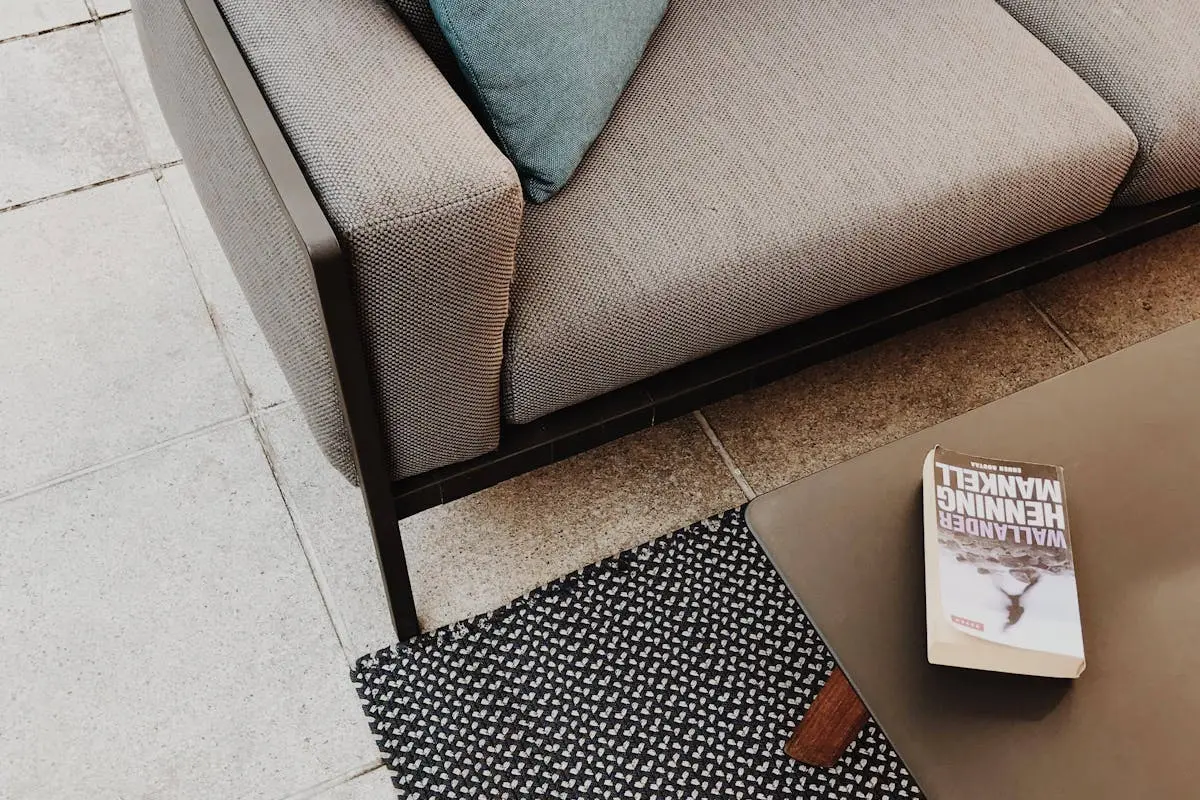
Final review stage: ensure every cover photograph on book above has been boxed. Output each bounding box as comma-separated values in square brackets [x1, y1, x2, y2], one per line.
[924, 446, 1085, 675]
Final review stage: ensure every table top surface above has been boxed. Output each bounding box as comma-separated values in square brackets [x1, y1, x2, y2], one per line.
[747, 321, 1200, 800]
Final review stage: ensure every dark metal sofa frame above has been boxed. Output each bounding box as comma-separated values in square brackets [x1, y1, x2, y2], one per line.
[182, 0, 1200, 642]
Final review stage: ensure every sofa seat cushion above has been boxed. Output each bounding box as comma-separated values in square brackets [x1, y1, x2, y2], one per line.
[500, 0, 1137, 426]
[998, 0, 1200, 205]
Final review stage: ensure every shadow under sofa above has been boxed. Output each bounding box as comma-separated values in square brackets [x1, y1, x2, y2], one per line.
[132, 0, 1200, 639]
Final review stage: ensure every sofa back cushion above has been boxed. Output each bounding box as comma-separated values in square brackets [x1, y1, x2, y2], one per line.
[430, 0, 667, 202]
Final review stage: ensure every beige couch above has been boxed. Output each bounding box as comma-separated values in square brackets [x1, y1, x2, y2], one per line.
[134, 0, 1200, 636]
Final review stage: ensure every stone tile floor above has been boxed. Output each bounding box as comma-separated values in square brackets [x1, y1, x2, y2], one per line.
[1, 4, 1197, 799]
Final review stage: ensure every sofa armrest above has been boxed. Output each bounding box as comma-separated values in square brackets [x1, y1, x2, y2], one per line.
[134, 0, 523, 481]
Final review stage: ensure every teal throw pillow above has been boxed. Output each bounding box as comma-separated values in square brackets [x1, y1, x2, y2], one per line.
[430, 0, 668, 203]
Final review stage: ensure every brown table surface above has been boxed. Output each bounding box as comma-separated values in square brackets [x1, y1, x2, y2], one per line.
[747, 321, 1200, 799]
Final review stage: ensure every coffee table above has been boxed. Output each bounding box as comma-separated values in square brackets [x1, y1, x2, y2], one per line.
[747, 320, 1200, 798]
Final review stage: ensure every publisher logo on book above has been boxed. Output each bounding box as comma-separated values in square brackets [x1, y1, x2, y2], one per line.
[951, 614, 985, 632]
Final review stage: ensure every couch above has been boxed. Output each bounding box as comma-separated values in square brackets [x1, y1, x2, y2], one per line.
[133, 0, 1200, 638]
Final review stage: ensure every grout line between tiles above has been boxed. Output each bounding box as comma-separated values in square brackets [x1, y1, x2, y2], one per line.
[156, 171, 259, 411]
[1022, 290, 1089, 364]
[84, 2, 133, 23]
[0, 160, 181, 215]
[92, 7, 162, 175]
[82, 1, 131, 22]
[252, 408, 357, 665]
[151, 171, 357, 662]
[692, 410, 757, 501]
[274, 759, 385, 800]
[152, 169, 264, 419]
[0, 16, 93, 46]
[0, 411, 263, 505]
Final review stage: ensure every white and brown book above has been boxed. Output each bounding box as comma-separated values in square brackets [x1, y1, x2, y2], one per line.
[922, 446, 1085, 678]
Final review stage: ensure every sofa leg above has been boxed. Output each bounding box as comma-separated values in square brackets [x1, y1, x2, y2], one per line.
[300, 210, 421, 641]
[360, 480, 420, 641]
[377, 532, 420, 642]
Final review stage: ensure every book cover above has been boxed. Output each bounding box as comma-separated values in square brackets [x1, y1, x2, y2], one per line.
[923, 446, 1085, 678]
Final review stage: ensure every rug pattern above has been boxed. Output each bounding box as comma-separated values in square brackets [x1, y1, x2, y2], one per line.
[353, 507, 923, 799]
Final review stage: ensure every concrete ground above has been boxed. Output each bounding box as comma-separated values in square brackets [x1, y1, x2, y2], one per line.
[2, 3, 1198, 799]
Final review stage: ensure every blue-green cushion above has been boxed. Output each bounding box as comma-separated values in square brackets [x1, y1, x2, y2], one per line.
[430, 0, 667, 203]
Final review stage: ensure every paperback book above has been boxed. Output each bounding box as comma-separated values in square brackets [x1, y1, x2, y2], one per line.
[922, 445, 1085, 678]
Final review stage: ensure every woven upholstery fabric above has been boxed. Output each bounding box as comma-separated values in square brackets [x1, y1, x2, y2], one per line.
[132, 0, 356, 479]
[997, 1, 1200, 206]
[501, 0, 1138, 425]
[212, 0, 524, 479]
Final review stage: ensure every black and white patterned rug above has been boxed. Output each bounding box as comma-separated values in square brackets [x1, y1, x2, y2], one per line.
[353, 507, 923, 799]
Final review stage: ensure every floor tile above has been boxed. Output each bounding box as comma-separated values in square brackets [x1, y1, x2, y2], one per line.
[0, 421, 378, 800]
[98, 12, 180, 165]
[704, 293, 1082, 494]
[310, 766, 395, 800]
[92, 0, 130, 16]
[260, 405, 745, 656]
[0, 0, 88, 40]
[0, 175, 243, 497]
[1027, 223, 1200, 360]
[160, 165, 293, 409]
[0, 22, 144, 208]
